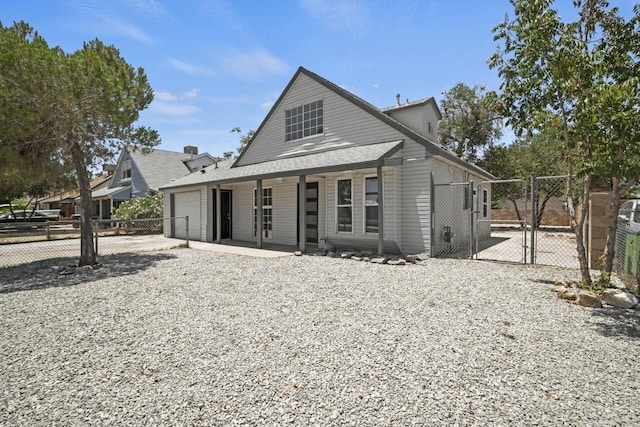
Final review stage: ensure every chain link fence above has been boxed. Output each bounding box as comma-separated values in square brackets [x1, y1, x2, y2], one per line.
[475, 179, 529, 264]
[614, 201, 640, 295]
[432, 175, 582, 269]
[431, 182, 474, 258]
[0, 217, 188, 268]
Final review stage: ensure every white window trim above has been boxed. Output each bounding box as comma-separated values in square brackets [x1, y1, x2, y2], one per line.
[336, 178, 353, 234]
[482, 188, 489, 218]
[285, 99, 324, 142]
[253, 187, 273, 239]
[363, 175, 379, 235]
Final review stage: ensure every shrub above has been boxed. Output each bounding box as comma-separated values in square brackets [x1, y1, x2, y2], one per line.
[113, 193, 163, 220]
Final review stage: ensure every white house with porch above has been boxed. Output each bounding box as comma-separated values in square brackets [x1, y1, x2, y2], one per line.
[159, 67, 493, 256]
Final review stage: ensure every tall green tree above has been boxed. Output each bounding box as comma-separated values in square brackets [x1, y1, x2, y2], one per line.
[479, 129, 567, 226]
[230, 127, 255, 156]
[438, 83, 503, 162]
[489, 0, 640, 284]
[0, 21, 159, 265]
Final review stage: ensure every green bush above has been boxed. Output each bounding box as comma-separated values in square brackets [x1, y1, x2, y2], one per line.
[112, 193, 163, 220]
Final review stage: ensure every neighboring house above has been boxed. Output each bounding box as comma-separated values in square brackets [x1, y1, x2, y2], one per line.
[160, 67, 494, 256]
[91, 146, 216, 219]
[38, 174, 112, 218]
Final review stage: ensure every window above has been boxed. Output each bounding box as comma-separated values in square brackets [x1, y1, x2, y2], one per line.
[253, 188, 273, 238]
[364, 177, 378, 233]
[482, 189, 489, 218]
[285, 100, 323, 141]
[121, 160, 132, 181]
[336, 179, 352, 232]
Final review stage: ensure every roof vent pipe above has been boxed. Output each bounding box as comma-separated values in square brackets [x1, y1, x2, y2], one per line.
[395, 93, 400, 107]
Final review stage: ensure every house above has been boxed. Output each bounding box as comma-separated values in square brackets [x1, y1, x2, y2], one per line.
[38, 173, 112, 218]
[159, 67, 494, 256]
[90, 146, 217, 220]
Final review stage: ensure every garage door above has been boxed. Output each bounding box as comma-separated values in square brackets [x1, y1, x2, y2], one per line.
[173, 191, 201, 241]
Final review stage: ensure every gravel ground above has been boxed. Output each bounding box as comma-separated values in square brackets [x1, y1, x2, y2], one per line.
[1, 249, 639, 425]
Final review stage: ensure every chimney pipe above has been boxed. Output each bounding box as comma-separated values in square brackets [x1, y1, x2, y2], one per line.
[183, 145, 198, 155]
[395, 93, 400, 107]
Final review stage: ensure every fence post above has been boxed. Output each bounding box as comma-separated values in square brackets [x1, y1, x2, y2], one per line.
[46, 223, 51, 240]
[530, 174, 536, 264]
[185, 215, 189, 247]
[468, 181, 474, 259]
[94, 220, 99, 255]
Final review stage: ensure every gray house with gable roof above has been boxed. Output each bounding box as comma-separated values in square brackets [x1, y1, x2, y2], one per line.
[160, 67, 494, 256]
[90, 146, 216, 220]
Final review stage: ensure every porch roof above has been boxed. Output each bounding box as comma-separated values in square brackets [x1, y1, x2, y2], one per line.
[160, 140, 403, 190]
[91, 186, 131, 200]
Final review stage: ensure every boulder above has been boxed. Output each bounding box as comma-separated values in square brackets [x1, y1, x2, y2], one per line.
[405, 255, 418, 264]
[351, 256, 362, 261]
[576, 290, 602, 308]
[558, 291, 577, 301]
[294, 250, 303, 256]
[370, 257, 388, 264]
[327, 251, 336, 258]
[340, 252, 353, 259]
[551, 285, 568, 293]
[601, 289, 639, 309]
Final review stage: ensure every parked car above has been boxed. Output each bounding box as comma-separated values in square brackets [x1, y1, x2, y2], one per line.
[618, 200, 640, 233]
[0, 210, 59, 223]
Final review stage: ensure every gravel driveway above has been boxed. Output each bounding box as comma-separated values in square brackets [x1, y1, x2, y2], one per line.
[1, 249, 639, 425]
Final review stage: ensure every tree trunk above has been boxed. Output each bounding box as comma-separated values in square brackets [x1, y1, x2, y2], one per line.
[567, 173, 591, 285]
[70, 141, 96, 266]
[509, 198, 522, 222]
[536, 194, 552, 229]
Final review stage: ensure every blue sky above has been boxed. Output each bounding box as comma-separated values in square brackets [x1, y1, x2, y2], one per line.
[2, 0, 637, 158]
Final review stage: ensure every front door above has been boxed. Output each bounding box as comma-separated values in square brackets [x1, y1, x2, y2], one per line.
[297, 182, 319, 244]
[212, 189, 232, 240]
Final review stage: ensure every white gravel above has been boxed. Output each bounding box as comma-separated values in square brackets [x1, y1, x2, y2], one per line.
[1, 249, 639, 425]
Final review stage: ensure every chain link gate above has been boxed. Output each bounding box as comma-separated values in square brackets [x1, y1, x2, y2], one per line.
[431, 181, 474, 259]
[474, 179, 529, 263]
[530, 175, 579, 269]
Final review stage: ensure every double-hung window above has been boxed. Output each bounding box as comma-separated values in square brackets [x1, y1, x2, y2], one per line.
[253, 188, 273, 238]
[285, 100, 323, 141]
[336, 179, 352, 232]
[364, 177, 379, 233]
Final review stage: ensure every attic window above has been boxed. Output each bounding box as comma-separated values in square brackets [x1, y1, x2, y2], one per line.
[285, 100, 323, 142]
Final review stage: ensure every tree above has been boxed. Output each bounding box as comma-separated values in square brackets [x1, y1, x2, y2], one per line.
[438, 83, 503, 162]
[0, 21, 159, 265]
[489, 0, 640, 285]
[479, 128, 567, 226]
[230, 127, 255, 156]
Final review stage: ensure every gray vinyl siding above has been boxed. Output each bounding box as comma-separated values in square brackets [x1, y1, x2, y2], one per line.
[324, 168, 396, 246]
[397, 140, 431, 255]
[111, 152, 148, 196]
[237, 74, 407, 166]
[231, 183, 254, 242]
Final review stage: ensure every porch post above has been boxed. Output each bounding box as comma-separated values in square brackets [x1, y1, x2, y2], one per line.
[299, 175, 306, 252]
[256, 179, 263, 249]
[377, 165, 384, 256]
[215, 184, 222, 244]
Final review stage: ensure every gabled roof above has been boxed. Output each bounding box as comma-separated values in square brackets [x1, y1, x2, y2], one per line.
[381, 97, 443, 120]
[160, 140, 403, 190]
[127, 147, 198, 191]
[39, 174, 112, 204]
[233, 66, 492, 180]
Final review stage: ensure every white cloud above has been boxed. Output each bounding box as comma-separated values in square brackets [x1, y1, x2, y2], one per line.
[219, 49, 288, 80]
[151, 102, 201, 117]
[106, 19, 155, 44]
[299, 0, 370, 35]
[261, 100, 274, 110]
[170, 59, 215, 76]
[183, 88, 200, 99]
[128, 0, 169, 18]
[373, 83, 379, 88]
[155, 91, 177, 101]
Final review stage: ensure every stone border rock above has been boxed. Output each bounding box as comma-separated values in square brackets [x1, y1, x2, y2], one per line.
[551, 280, 640, 310]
